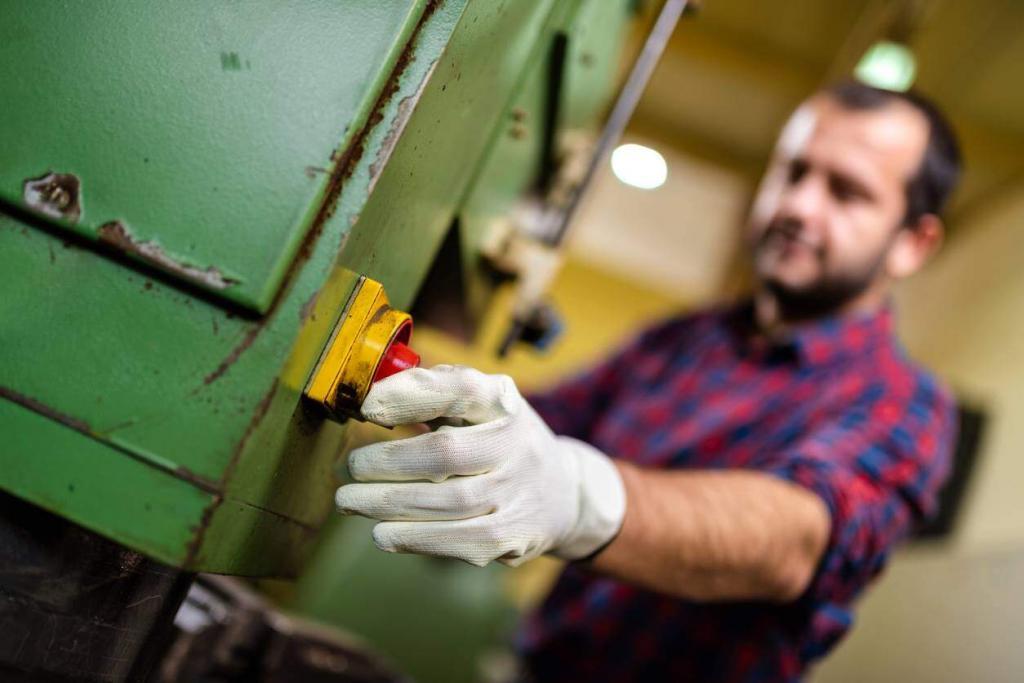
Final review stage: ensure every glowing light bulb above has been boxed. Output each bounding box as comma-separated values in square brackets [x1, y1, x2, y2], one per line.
[610, 143, 668, 190]
[855, 40, 916, 92]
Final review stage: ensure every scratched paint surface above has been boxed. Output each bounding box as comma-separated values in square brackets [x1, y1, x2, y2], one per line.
[0, 1, 426, 312]
[0, 1, 466, 574]
[0, 0, 644, 577]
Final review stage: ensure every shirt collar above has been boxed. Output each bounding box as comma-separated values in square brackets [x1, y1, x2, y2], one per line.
[726, 299, 896, 367]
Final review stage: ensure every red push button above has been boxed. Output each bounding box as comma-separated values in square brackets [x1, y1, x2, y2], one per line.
[373, 340, 421, 383]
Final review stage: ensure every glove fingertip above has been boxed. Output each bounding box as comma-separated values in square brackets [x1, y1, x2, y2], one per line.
[359, 397, 399, 427]
[333, 486, 356, 515]
[371, 524, 399, 553]
[360, 372, 422, 421]
[345, 447, 379, 482]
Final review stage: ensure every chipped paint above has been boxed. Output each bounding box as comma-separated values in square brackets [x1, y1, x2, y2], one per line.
[367, 57, 439, 193]
[22, 172, 82, 223]
[97, 221, 241, 291]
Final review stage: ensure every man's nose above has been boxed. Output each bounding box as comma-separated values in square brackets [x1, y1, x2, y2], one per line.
[777, 173, 827, 225]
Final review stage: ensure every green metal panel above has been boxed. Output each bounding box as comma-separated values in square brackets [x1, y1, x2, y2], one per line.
[0, 1, 429, 312]
[2, 0, 647, 591]
[1, 0, 640, 580]
[1, 398, 213, 563]
[439, 0, 641, 332]
[334, 0, 562, 308]
[560, 0, 639, 132]
[0, 0, 472, 575]
[1, 388, 322, 575]
[453, 22, 560, 326]
[2, 0, 654, 672]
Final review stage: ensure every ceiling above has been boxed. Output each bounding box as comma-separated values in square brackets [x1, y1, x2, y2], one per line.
[628, 0, 1024, 231]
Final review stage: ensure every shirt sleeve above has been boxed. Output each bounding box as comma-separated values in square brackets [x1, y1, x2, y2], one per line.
[759, 371, 957, 607]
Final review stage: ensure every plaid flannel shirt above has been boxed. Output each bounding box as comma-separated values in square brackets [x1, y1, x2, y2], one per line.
[518, 301, 955, 682]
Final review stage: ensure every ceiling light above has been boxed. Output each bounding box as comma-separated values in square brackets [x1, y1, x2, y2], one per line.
[855, 40, 917, 92]
[610, 143, 667, 190]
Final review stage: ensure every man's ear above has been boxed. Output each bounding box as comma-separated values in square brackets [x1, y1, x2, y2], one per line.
[887, 213, 945, 279]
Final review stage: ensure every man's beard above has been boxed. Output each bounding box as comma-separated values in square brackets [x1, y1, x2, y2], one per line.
[756, 223, 893, 322]
[764, 266, 881, 322]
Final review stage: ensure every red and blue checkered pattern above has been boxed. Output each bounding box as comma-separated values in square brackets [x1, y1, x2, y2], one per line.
[518, 302, 955, 682]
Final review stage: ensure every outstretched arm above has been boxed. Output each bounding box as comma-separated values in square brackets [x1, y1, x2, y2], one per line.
[593, 465, 829, 602]
[336, 365, 829, 602]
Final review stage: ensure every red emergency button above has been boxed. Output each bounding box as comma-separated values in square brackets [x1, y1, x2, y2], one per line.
[305, 275, 421, 420]
[373, 339, 421, 383]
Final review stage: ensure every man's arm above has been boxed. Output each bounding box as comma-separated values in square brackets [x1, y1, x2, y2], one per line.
[592, 465, 830, 602]
[336, 364, 953, 608]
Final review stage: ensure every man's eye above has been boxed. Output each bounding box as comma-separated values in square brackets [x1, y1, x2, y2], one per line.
[787, 161, 808, 185]
[829, 177, 865, 203]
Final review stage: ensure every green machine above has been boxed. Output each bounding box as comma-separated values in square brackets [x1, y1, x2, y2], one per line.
[0, 1, 683, 680]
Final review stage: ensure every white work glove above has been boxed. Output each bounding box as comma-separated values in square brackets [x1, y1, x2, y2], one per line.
[334, 365, 626, 567]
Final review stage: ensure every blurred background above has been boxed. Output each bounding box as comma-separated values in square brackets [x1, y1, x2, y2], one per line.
[387, 0, 1024, 680]
[5, 1, 1021, 681]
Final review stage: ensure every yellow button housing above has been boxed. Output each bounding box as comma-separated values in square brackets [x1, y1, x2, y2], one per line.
[304, 276, 412, 420]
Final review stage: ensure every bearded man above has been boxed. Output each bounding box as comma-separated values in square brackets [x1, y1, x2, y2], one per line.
[336, 81, 962, 682]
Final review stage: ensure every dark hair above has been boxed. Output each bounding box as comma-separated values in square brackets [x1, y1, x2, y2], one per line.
[824, 80, 962, 225]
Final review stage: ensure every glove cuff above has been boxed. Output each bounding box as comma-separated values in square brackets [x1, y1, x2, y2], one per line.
[552, 437, 626, 560]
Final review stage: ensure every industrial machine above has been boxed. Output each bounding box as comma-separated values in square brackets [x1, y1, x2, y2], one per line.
[0, 1, 686, 680]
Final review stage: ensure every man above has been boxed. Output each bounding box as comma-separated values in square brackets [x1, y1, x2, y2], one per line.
[335, 81, 962, 681]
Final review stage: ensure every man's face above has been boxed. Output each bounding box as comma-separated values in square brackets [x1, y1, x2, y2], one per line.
[746, 95, 930, 315]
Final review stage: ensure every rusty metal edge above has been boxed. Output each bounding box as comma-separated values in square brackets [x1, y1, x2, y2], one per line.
[264, 0, 445, 313]
[0, 199, 261, 320]
[97, 220, 241, 291]
[1, 385, 221, 494]
[182, 377, 279, 568]
[197, 0, 445, 389]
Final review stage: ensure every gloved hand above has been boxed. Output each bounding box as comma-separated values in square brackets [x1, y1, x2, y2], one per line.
[335, 365, 626, 567]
